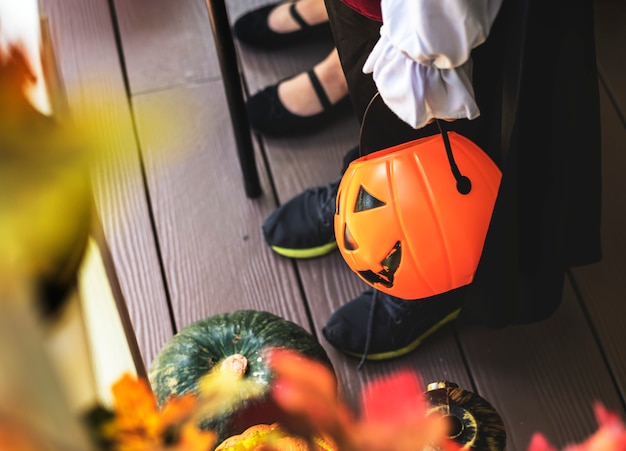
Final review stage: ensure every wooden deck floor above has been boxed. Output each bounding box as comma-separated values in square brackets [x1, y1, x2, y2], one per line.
[40, 0, 626, 449]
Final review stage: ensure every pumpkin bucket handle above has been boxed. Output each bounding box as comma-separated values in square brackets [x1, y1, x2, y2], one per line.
[359, 93, 472, 195]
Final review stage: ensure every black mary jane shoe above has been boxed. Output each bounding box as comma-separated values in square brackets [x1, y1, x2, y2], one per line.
[234, 1, 332, 49]
[246, 69, 352, 136]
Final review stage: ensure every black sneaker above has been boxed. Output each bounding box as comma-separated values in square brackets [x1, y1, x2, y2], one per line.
[262, 146, 360, 258]
[262, 178, 339, 258]
[322, 288, 463, 363]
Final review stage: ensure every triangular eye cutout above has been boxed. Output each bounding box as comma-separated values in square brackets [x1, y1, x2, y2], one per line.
[354, 186, 386, 212]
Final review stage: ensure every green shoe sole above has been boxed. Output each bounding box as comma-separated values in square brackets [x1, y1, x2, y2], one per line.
[342, 307, 461, 361]
[270, 241, 337, 259]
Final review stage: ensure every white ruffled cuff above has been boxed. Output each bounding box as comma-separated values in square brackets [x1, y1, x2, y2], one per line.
[363, 34, 480, 129]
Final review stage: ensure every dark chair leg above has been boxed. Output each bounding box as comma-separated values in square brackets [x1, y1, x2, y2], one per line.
[205, 0, 262, 198]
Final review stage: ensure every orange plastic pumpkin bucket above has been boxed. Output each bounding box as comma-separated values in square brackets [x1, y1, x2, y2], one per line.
[334, 107, 502, 300]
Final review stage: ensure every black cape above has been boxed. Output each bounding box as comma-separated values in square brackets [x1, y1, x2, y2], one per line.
[325, 0, 602, 327]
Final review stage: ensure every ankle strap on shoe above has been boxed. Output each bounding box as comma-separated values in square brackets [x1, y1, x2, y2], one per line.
[289, 2, 310, 29]
[307, 69, 332, 111]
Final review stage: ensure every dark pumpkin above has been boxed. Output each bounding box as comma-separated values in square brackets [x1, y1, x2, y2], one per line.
[148, 310, 334, 440]
[425, 381, 506, 450]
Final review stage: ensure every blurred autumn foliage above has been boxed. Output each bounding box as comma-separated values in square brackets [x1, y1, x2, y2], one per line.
[527, 403, 626, 451]
[267, 349, 460, 451]
[53, 349, 624, 451]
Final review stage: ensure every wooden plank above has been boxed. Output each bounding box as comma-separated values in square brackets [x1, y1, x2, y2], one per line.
[131, 81, 312, 332]
[570, 85, 626, 401]
[113, 0, 221, 95]
[458, 277, 625, 451]
[594, 0, 626, 114]
[39, 0, 173, 368]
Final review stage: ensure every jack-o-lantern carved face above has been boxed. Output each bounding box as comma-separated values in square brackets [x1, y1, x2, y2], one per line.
[335, 132, 502, 300]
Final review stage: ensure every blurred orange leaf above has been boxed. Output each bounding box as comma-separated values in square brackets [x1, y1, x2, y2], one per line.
[354, 370, 459, 451]
[267, 348, 353, 445]
[106, 373, 216, 451]
[267, 350, 460, 451]
[360, 369, 426, 424]
[268, 348, 339, 422]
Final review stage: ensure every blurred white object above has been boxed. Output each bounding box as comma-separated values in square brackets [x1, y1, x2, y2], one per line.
[0, 0, 51, 114]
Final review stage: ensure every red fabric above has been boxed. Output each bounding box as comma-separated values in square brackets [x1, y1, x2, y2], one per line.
[341, 0, 382, 21]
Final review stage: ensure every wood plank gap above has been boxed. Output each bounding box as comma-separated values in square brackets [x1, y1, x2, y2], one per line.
[106, 0, 183, 336]
[452, 325, 479, 394]
[128, 77, 226, 97]
[105, 0, 132, 99]
[292, 259, 324, 344]
[107, 0, 179, 335]
[132, 131, 179, 336]
[567, 268, 626, 411]
[121, 89, 179, 335]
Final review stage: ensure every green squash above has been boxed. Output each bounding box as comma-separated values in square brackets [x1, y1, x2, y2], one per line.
[148, 310, 334, 439]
